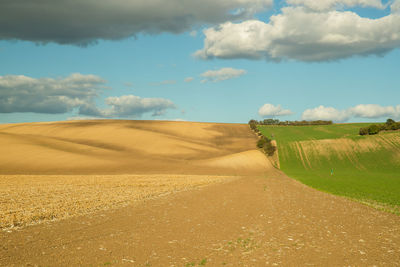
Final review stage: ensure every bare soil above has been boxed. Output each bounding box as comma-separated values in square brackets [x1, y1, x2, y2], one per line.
[1, 170, 400, 266]
[0, 174, 234, 229]
[1, 120, 399, 266]
[0, 120, 267, 175]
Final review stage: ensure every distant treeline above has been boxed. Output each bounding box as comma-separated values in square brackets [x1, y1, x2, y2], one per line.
[248, 119, 333, 126]
[359, 119, 400, 135]
[248, 121, 276, 156]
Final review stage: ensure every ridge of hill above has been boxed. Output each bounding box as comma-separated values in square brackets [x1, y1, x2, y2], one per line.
[0, 120, 272, 175]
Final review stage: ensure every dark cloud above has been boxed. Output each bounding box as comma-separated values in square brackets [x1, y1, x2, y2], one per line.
[0, 74, 176, 118]
[0, 0, 272, 45]
[0, 73, 105, 113]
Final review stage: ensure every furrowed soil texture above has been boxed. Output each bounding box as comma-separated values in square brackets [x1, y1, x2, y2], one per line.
[1, 120, 400, 266]
[0, 120, 268, 175]
[0, 174, 234, 229]
[258, 123, 400, 212]
[2, 169, 400, 266]
[0, 120, 269, 228]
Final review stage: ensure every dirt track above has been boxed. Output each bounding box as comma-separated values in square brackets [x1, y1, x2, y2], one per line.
[1, 170, 400, 266]
[1, 120, 400, 266]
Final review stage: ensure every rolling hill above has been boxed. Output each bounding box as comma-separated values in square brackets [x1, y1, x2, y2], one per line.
[259, 123, 400, 212]
[0, 120, 272, 175]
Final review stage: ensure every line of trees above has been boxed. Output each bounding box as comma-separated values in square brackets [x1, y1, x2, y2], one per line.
[249, 120, 276, 156]
[249, 119, 333, 126]
[359, 119, 400, 135]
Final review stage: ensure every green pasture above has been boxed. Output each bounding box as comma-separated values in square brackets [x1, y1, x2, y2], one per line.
[258, 124, 400, 212]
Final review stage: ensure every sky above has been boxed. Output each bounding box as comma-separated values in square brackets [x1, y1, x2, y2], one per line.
[0, 0, 400, 124]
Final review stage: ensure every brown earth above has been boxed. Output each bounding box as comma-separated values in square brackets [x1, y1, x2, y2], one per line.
[0, 174, 235, 229]
[0, 120, 269, 175]
[0, 120, 269, 229]
[1, 120, 400, 266]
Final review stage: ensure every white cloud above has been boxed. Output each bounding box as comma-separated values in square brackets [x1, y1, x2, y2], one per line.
[349, 104, 400, 118]
[259, 103, 293, 117]
[200, 67, 246, 83]
[286, 0, 385, 11]
[82, 95, 176, 118]
[302, 106, 351, 122]
[0, 0, 272, 45]
[195, 7, 400, 62]
[105, 95, 176, 117]
[184, 77, 194, 83]
[0, 73, 105, 114]
[392, 0, 400, 13]
[302, 104, 400, 122]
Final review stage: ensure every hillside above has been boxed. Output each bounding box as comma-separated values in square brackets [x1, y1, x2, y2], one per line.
[0, 120, 274, 228]
[0, 120, 272, 175]
[259, 123, 400, 211]
[1, 121, 400, 266]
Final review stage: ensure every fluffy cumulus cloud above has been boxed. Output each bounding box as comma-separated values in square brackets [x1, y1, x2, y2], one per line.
[392, 0, 400, 13]
[200, 68, 246, 83]
[75, 94, 177, 118]
[196, 3, 400, 62]
[302, 104, 400, 122]
[95, 95, 176, 117]
[0, 74, 176, 118]
[349, 104, 400, 118]
[0, 73, 105, 113]
[302, 106, 351, 122]
[258, 103, 293, 117]
[0, 0, 272, 45]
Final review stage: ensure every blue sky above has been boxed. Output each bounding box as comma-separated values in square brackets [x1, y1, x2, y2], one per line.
[1, 0, 399, 124]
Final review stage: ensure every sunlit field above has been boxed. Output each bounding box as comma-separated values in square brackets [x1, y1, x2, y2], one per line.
[259, 124, 400, 213]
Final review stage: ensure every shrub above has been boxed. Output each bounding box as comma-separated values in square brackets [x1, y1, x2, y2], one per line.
[391, 122, 400, 131]
[359, 119, 400, 135]
[368, 124, 380, 135]
[359, 127, 369, 136]
[386, 118, 395, 126]
[263, 119, 280, 125]
[255, 135, 276, 156]
[247, 118, 333, 126]
[263, 142, 276, 156]
[257, 138, 267, 148]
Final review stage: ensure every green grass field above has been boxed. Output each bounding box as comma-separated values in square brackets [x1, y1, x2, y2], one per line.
[258, 124, 400, 213]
